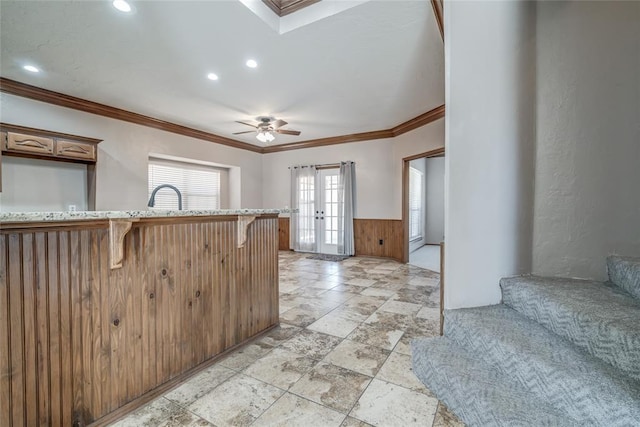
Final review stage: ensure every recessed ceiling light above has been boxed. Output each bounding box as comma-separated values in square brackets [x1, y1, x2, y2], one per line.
[207, 73, 219, 81]
[23, 65, 40, 73]
[112, 0, 132, 13]
[246, 59, 258, 69]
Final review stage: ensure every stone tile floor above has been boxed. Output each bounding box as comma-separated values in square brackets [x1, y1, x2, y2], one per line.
[110, 251, 465, 427]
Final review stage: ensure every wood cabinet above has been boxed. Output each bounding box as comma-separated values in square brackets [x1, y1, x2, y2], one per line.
[1, 123, 100, 164]
[6, 132, 54, 155]
[55, 139, 96, 161]
[0, 123, 101, 207]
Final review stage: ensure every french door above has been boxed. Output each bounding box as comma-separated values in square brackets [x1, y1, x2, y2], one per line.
[317, 169, 339, 254]
[293, 167, 340, 254]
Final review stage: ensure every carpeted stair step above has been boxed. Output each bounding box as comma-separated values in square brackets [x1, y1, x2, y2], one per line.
[501, 275, 640, 381]
[411, 337, 578, 427]
[608, 255, 640, 300]
[445, 305, 640, 426]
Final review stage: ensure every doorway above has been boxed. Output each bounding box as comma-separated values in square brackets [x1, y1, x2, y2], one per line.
[402, 147, 445, 264]
[290, 166, 341, 255]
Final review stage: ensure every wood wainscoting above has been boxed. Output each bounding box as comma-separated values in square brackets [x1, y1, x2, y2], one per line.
[278, 217, 290, 251]
[354, 219, 404, 262]
[0, 214, 279, 426]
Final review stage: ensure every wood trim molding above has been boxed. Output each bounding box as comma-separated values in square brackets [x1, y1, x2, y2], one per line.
[403, 146, 445, 163]
[0, 78, 263, 154]
[1, 78, 445, 154]
[440, 240, 445, 336]
[401, 146, 446, 263]
[391, 105, 445, 137]
[262, 129, 394, 154]
[431, 0, 444, 41]
[263, 105, 445, 153]
[262, 0, 321, 17]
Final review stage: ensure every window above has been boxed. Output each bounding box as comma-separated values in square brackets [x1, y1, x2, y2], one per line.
[297, 174, 315, 245]
[148, 158, 221, 210]
[324, 173, 339, 245]
[409, 166, 423, 241]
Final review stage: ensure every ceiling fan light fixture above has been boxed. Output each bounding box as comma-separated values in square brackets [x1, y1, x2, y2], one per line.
[112, 0, 132, 13]
[23, 64, 40, 73]
[256, 130, 275, 143]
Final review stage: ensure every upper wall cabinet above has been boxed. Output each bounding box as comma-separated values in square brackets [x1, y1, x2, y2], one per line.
[7, 132, 54, 155]
[0, 123, 102, 204]
[55, 139, 96, 161]
[1, 123, 101, 163]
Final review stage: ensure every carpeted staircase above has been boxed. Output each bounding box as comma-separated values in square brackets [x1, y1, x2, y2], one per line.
[412, 255, 640, 426]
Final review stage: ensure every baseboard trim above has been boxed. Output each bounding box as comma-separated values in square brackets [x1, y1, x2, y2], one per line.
[89, 323, 279, 427]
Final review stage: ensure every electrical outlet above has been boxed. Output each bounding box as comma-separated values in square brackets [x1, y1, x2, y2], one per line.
[68, 205, 77, 212]
[379, 239, 383, 245]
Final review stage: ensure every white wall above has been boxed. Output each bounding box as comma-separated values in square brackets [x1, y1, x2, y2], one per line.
[0, 93, 264, 211]
[444, 1, 536, 309]
[532, 1, 640, 281]
[409, 157, 427, 252]
[261, 118, 444, 219]
[1, 156, 87, 212]
[425, 157, 444, 244]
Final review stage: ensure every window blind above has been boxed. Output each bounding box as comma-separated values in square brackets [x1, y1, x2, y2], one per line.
[148, 158, 221, 210]
[409, 167, 423, 241]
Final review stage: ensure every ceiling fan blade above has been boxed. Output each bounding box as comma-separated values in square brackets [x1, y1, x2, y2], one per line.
[236, 121, 258, 128]
[276, 129, 301, 136]
[273, 119, 288, 129]
[232, 130, 256, 135]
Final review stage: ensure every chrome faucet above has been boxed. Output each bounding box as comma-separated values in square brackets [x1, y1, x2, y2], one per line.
[148, 184, 183, 210]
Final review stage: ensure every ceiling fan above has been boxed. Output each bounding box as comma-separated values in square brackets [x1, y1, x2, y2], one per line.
[233, 116, 301, 143]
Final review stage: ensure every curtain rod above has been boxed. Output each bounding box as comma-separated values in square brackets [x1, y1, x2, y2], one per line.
[288, 161, 354, 169]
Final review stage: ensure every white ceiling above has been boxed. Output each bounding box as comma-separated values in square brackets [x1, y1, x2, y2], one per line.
[0, 0, 444, 147]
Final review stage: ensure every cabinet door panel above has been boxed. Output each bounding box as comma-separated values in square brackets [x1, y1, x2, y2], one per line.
[7, 132, 54, 155]
[55, 140, 96, 161]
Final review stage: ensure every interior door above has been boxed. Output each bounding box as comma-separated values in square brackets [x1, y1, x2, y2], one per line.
[317, 168, 339, 254]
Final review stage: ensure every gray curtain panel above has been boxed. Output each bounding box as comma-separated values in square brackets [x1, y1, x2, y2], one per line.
[338, 161, 356, 256]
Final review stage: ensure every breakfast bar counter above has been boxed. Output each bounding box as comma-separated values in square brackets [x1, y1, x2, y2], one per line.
[0, 209, 281, 426]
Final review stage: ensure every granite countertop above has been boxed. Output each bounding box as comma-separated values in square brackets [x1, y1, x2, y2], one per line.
[0, 209, 290, 223]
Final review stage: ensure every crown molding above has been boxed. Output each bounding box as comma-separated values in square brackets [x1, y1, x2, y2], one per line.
[262, 104, 445, 153]
[1, 77, 445, 155]
[262, 129, 395, 154]
[391, 104, 445, 137]
[0, 78, 263, 153]
[431, 0, 444, 41]
[262, 0, 321, 17]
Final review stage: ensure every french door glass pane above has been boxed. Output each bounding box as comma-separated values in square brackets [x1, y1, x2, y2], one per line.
[324, 174, 339, 245]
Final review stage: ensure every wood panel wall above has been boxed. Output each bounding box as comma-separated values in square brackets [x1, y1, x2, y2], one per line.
[0, 215, 279, 426]
[354, 219, 403, 261]
[278, 217, 290, 251]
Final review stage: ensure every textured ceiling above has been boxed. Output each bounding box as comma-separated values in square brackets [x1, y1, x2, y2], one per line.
[0, 1, 444, 146]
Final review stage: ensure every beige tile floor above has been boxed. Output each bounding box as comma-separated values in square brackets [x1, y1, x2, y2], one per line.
[109, 251, 465, 427]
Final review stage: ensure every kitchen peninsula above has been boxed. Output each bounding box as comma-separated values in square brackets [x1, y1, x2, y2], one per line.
[0, 209, 281, 426]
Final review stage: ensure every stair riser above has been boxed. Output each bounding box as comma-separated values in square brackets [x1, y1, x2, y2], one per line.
[501, 280, 640, 381]
[607, 256, 640, 300]
[445, 309, 640, 426]
[411, 338, 578, 427]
